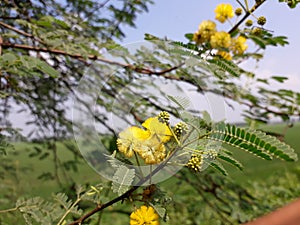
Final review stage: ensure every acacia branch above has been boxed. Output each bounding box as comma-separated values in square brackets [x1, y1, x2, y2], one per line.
[2, 41, 296, 120]
[0, 21, 45, 44]
[69, 140, 184, 224]
[68, 187, 138, 225]
[0, 41, 184, 75]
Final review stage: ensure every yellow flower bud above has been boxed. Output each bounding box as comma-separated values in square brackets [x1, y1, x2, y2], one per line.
[187, 154, 203, 172]
[245, 19, 253, 27]
[235, 8, 243, 16]
[257, 16, 267, 26]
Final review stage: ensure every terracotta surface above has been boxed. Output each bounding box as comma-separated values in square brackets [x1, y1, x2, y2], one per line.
[242, 198, 300, 225]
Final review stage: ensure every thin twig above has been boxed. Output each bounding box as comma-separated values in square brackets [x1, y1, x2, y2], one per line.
[57, 197, 82, 225]
[0, 21, 45, 45]
[0, 207, 18, 214]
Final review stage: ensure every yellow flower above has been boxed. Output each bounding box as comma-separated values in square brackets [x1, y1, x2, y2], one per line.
[198, 20, 216, 32]
[231, 36, 248, 55]
[117, 116, 173, 164]
[130, 205, 160, 225]
[138, 143, 166, 165]
[216, 51, 232, 60]
[117, 126, 150, 158]
[210, 31, 231, 49]
[214, 3, 234, 23]
[193, 20, 216, 44]
[142, 117, 172, 143]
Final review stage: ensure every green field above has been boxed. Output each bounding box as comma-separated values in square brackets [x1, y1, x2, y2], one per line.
[0, 123, 299, 224]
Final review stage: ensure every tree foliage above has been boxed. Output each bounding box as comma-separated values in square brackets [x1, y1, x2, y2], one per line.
[0, 0, 299, 224]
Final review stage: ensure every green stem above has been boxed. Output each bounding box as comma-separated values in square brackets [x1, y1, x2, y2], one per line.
[181, 132, 211, 149]
[0, 207, 18, 213]
[168, 124, 181, 146]
[244, 0, 250, 11]
[57, 197, 82, 225]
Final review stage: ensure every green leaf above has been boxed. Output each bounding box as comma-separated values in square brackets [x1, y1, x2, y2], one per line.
[271, 76, 288, 83]
[210, 161, 228, 176]
[206, 122, 298, 162]
[218, 151, 243, 171]
[248, 34, 266, 49]
[149, 203, 168, 221]
[167, 95, 190, 110]
[271, 36, 289, 46]
[208, 58, 241, 77]
[144, 33, 160, 41]
[1, 53, 18, 64]
[112, 165, 135, 196]
[171, 41, 200, 52]
[37, 61, 59, 78]
[54, 18, 70, 29]
[184, 33, 194, 41]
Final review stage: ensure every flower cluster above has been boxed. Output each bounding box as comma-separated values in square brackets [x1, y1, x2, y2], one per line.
[130, 205, 160, 225]
[117, 112, 190, 164]
[193, 20, 217, 45]
[186, 154, 203, 172]
[173, 122, 188, 139]
[193, 3, 248, 60]
[117, 116, 172, 164]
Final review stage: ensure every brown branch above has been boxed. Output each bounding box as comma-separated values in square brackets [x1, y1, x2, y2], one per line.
[0, 21, 45, 44]
[0, 16, 20, 20]
[67, 188, 138, 225]
[0, 41, 184, 75]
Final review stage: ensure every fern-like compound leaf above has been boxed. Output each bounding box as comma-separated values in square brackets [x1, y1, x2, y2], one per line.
[206, 122, 298, 162]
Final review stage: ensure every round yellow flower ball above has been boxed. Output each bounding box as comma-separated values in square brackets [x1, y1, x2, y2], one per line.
[214, 3, 234, 23]
[210, 31, 231, 49]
